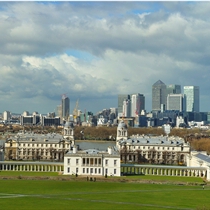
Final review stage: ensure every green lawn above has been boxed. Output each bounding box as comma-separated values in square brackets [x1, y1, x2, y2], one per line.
[0, 178, 209, 210]
[0, 171, 59, 177]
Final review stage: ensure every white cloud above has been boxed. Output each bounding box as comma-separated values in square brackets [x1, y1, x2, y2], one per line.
[0, 2, 210, 113]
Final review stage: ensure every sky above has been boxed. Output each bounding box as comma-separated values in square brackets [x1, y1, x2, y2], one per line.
[0, 1, 210, 115]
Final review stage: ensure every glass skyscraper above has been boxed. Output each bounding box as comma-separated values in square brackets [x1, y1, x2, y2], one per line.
[152, 80, 167, 112]
[166, 84, 181, 95]
[62, 95, 70, 120]
[183, 86, 199, 112]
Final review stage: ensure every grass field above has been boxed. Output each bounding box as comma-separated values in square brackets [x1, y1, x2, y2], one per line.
[0, 173, 209, 210]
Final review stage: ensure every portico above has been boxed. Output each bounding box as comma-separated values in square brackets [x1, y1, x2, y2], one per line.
[0, 161, 63, 172]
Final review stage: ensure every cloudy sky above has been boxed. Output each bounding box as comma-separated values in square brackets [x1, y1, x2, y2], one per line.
[0, 1, 210, 115]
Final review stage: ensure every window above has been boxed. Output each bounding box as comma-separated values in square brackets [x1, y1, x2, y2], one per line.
[114, 160, 117, 165]
[90, 168, 93, 174]
[86, 168, 89, 173]
[76, 159, 79, 165]
[99, 159, 101, 165]
[76, 168, 78, 173]
[114, 169, 116, 174]
[95, 168, 97, 174]
[98, 168, 101, 174]
[105, 169, 108, 175]
[83, 158, 85, 165]
[83, 168, 85, 173]
[67, 167, 70, 173]
[105, 159, 108, 165]
[67, 158, 70, 164]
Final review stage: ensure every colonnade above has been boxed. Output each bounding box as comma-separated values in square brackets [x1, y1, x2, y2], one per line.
[121, 164, 207, 178]
[0, 161, 63, 172]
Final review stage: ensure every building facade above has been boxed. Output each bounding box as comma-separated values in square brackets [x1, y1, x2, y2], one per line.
[167, 94, 186, 112]
[166, 84, 181, 95]
[116, 121, 190, 165]
[62, 95, 70, 120]
[64, 146, 121, 176]
[152, 80, 167, 112]
[184, 86, 199, 112]
[4, 122, 74, 161]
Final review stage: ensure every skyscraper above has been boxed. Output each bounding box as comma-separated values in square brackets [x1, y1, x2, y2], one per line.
[167, 94, 186, 112]
[118, 94, 130, 116]
[184, 86, 199, 112]
[131, 93, 145, 117]
[122, 99, 131, 117]
[62, 95, 70, 120]
[152, 80, 167, 112]
[166, 84, 181, 95]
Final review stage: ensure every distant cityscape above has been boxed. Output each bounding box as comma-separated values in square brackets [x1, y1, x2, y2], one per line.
[0, 80, 208, 129]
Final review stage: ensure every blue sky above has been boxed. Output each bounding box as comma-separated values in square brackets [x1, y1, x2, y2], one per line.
[0, 1, 210, 115]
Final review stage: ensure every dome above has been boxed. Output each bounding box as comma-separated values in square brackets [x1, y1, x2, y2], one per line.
[118, 121, 127, 129]
[65, 121, 74, 128]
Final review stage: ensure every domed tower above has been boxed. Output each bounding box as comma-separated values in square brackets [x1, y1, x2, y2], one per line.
[116, 121, 128, 141]
[63, 121, 75, 145]
[116, 120, 128, 149]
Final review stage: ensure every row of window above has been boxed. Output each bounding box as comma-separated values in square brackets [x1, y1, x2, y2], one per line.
[67, 158, 118, 166]
[18, 143, 69, 148]
[67, 167, 117, 175]
[130, 146, 176, 151]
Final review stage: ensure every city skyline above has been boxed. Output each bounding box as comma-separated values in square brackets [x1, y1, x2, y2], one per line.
[0, 2, 210, 114]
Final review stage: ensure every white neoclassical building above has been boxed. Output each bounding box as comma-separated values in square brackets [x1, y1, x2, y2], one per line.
[116, 121, 190, 165]
[4, 121, 75, 162]
[64, 146, 121, 176]
[186, 151, 210, 181]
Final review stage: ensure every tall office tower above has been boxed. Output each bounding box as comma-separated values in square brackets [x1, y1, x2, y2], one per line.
[166, 84, 181, 95]
[152, 80, 167, 112]
[3, 111, 11, 121]
[184, 86, 199, 112]
[122, 99, 131, 117]
[167, 94, 186, 112]
[118, 94, 130, 117]
[131, 93, 145, 117]
[61, 95, 70, 120]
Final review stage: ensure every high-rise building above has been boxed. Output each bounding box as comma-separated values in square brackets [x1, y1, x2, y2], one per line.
[118, 94, 130, 116]
[123, 99, 131, 117]
[152, 80, 167, 112]
[3, 111, 11, 121]
[166, 84, 181, 95]
[167, 94, 186, 112]
[184, 86, 199, 112]
[62, 95, 70, 120]
[131, 93, 145, 117]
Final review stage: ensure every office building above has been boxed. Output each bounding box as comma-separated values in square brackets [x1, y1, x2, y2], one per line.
[131, 93, 145, 117]
[118, 94, 130, 117]
[3, 111, 11, 121]
[152, 80, 167, 112]
[167, 94, 186, 112]
[62, 95, 70, 120]
[166, 84, 181, 95]
[122, 99, 131, 117]
[184, 86, 199, 112]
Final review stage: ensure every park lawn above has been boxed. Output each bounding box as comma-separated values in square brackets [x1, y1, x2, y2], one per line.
[0, 179, 209, 210]
[0, 171, 59, 176]
[118, 174, 204, 183]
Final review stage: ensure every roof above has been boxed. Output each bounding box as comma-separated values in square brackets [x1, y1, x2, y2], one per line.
[195, 153, 210, 164]
[153, 80, 165, 86]
[11, 132, 68, 143]
[118, 135, 186, 146]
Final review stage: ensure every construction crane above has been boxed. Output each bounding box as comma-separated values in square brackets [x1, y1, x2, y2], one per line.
[73, 99, 79, 121]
